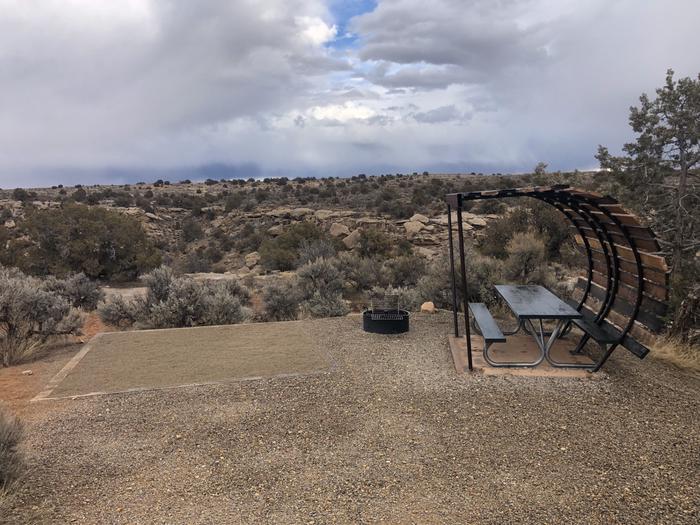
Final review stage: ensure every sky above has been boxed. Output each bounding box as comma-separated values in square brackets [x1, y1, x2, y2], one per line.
[0, 0, 699, 187]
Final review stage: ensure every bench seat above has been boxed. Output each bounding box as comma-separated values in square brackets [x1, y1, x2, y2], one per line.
[571, 317, 619, 344]
[565, 299, 649, 360]
[468, 303, 506, 343]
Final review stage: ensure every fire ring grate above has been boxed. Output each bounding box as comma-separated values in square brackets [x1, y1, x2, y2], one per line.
[362, 308, 410, 334]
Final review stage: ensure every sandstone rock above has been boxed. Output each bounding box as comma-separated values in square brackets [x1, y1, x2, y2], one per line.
[416, 247, 437, 259]
[244, 251, 260, 268]
[404, 221, 425, 234]
[265, 208, 292, 218]
[315, 209, 335, 220]
[144, 212, 160, 221]
[290, 208, 314, 218]
[468, 217, 487, 228]
[420, 302, 436, 314]
[356, 217, 384, 225]
[267, 224, 285, 236]
[343, 229, 362, 249]
[409, 213, 430, 224]
[329, 223, 350, 237]
[4, 219, 15, 228]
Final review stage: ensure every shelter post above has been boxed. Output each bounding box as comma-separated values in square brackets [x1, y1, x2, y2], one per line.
[455, 197, 473, 371]
[447, 204, 459, 337]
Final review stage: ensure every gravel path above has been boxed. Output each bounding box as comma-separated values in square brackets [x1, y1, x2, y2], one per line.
[3, 313, 699, 524]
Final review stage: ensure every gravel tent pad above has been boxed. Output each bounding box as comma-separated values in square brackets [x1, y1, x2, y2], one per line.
[43, 322, 330, 398]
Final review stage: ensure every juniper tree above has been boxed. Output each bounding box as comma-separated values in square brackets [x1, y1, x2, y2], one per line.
[596, 69, 700, 338]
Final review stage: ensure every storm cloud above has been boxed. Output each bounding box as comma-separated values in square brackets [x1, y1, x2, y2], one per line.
[0, 0, 698, 186]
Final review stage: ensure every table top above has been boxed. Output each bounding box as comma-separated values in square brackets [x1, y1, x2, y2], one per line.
[494, 285, 582, 320]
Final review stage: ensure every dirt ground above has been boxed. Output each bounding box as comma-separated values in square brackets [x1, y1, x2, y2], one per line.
[1, 313, 699, 524]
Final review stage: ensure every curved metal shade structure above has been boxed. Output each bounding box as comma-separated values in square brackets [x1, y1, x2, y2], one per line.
[445, 184, 670, 372]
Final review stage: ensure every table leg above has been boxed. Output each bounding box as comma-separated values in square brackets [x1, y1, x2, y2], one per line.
[484, 318, 546, 368]
[544, 319, 596, 369]
[502, 318, 524, 336]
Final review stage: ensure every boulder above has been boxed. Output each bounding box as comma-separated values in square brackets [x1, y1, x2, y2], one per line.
[343, 229, 362, 249]
[244, 251, 260, 269]
[3, 219, 15, 229]
[409, 213, 430, 224]
[329, 223, 350, 237]
[420, 302, 436, 314]
[404, 221, 425, 234]
[144, 212, 160, 221]
[468, 217, 488, 228]
[290, 208, 314, 218]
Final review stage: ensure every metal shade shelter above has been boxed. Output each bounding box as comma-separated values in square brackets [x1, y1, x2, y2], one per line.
[445, 184, 670, 372]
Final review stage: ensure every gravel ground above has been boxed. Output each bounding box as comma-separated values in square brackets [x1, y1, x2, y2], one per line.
[3, 313, 699, 524]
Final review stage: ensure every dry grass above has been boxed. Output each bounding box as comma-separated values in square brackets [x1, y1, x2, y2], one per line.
[651, 337, 700, 374]
[0, 408, 23, 500]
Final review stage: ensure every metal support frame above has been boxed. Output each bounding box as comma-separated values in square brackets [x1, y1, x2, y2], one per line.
[444, 185, 657, 373]
[447, 204, 459, 338]
[455, 198, 473, 371]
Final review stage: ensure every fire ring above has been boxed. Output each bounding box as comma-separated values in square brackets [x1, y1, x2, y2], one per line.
[362, 309, 410, 334]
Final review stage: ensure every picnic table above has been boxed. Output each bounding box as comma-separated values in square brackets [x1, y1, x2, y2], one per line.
[494, 285, 582, 367]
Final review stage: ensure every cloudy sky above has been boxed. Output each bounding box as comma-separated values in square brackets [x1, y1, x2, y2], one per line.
[0, 0, 699, 187]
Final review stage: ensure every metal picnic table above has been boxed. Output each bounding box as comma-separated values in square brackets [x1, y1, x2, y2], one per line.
[494, 284, 582, 368]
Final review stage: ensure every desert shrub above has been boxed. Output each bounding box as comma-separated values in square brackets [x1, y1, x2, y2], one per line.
[112, 193, 133, 208]
[472, 199, 507, 214]
[135, 196, 154, 213]
[259, 222, 325, 271]
[415, 251, 503, 308]
[337, 252, 390, 291]
[503, 232, 547, 283]
[224, 192, 245, 211]
[12, 188, 32, 202]
[235, 223, 265, 253]
[199, 286, 249, 326]
[302, 291, 349, 318]
[0, 408, 23, 492]
[98, 268, 250, 329]
[0, 267, 82, 367]
[181, 218, 203, 243]
[478, 208, 530, 258]
[97, 294, 141, 328]
[529, 201, 571, 259]
[468, 255, 505, 307]
[384, 254, 427, 286]
[358, 227, 392, 258]
[416, 257, 457, 309]
[297, 238, 338, 266]
[142, 266, 175, 303]
[297, 258, 344, 299]
[178, 251, 212, 273]
[262, 281, 300, 321]
[42, 273, 104, 310]
[11, 204, 160, 281]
